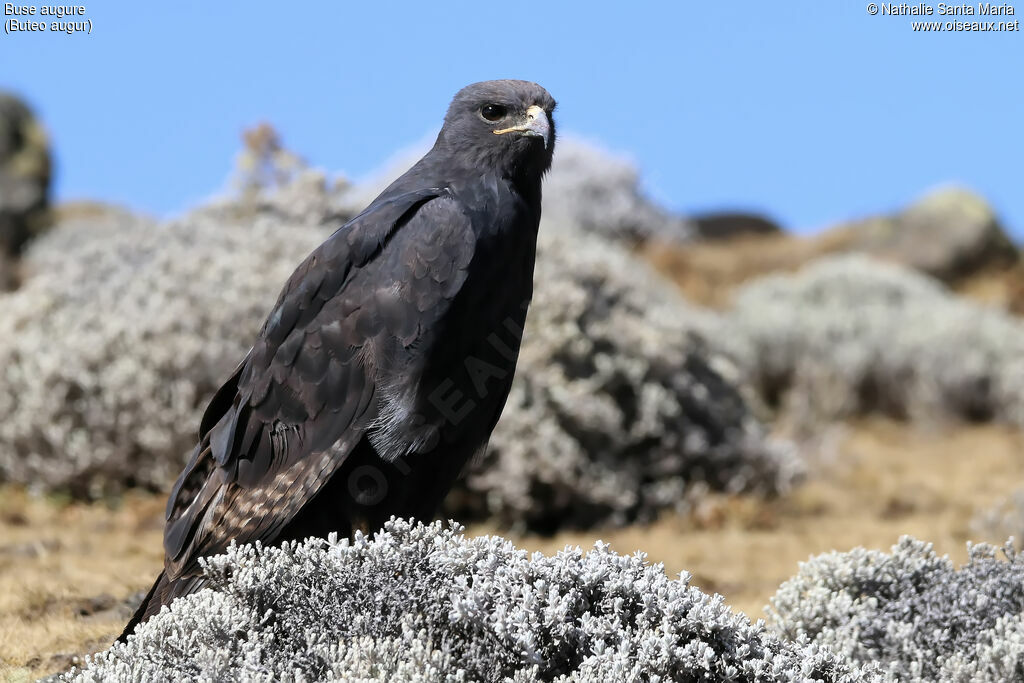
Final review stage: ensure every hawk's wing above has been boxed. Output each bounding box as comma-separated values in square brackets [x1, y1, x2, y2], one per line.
[161, 187, 448, 580]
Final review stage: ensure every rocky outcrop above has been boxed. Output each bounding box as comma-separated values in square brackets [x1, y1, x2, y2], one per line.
[0, 92, 52, 289]
[837, 186, 1017, 281]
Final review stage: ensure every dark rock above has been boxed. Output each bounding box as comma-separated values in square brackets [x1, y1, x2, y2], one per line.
[0, 92, 52, 273]
[691, 211, 783, 241]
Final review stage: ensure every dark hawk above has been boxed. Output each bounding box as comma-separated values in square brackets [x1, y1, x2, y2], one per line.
[119, 80, 556, 640]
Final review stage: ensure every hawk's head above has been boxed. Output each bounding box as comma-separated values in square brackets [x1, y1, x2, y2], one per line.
[437, 79, 556, 181]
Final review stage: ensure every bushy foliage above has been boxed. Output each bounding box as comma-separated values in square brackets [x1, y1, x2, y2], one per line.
[66, 519, 873, 682]
[542, 138, 694, 244]
[767, 536, 1024, 681]
[210, 166, 356, 228]
[340, 137, 695, 245]
[0, 168, 790, 524]
[0, 211, 327, 496]
[972, 487, 1024, 546]
[449, 224, 800, 531]
[719, 254, 1024, 427]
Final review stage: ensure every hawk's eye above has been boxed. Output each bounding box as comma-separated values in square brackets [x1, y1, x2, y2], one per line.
[481, 104, 507, 122]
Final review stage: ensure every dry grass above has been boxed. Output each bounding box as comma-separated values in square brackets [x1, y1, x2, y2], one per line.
[641, 231, 1024, 313]
[2, 419, 1023, 679]
[0, 491, 163, 681]
[638, 229, 860, 308]
[952, 261, 1024, 314]
[477, 418, 1024, 618]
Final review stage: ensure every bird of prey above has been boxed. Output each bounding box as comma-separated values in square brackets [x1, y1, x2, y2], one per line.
[119, 80, 556, 640]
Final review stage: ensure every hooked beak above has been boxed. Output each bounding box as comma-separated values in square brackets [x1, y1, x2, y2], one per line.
[492, 105, 550, 149]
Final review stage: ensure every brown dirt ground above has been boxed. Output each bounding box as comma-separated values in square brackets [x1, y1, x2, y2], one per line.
[3, 418, 1023, 680]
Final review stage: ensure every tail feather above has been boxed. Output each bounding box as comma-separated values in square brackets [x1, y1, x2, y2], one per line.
[117, 570, 167, 643]
[117, 571, 205, 643]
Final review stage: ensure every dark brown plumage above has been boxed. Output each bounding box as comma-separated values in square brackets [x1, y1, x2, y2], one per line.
[119, 80, 556, 641]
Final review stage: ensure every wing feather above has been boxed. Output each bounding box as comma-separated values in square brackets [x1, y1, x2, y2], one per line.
[162, 187, 446, 580]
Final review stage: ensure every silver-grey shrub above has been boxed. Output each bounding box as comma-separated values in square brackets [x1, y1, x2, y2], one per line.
[66, 519, 874, 683]
[340, 137, 696, 245]
[767, 536, 1024, 681]
[541, 138, 694, 244]
[0, 210, 328, 495]
[0, 183, 793, 528]
[720, 254, 1024, 427]
[971, 487, 1024, 547]
[451, 224, 801, 531]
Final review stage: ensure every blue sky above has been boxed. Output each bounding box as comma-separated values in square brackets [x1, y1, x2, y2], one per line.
[1, 1, 1021, 235]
